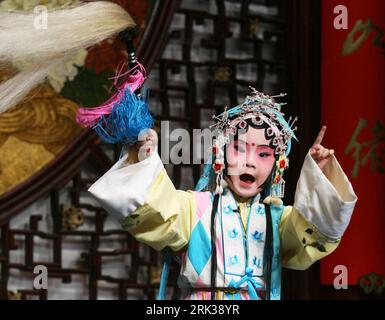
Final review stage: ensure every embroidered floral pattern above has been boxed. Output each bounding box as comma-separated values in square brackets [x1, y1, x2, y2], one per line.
[224, 204, 235, 215]
[252, 230, 264, 242]
[228, 255, 239, 266]
[252, 256, 262, 269]
[255, 205, 264, 215]
[301, 228, 332, 252]
[228, 228, 239, 239]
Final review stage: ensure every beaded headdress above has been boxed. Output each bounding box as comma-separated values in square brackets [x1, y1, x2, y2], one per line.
[195, 87, 298, 198]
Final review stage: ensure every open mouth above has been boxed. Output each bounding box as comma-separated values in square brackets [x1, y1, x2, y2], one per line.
[240, 174, 255, 184]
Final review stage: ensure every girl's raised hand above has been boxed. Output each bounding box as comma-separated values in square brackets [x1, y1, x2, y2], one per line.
[137, 128, 158, 161]
[126, 128, 158, 164]
[310, 126, 335, 170]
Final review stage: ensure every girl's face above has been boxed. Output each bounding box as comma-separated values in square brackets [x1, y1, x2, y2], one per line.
[225, 127, 276, 198]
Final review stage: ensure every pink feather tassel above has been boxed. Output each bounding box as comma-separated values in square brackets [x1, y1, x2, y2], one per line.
[76, 62, 146, 127]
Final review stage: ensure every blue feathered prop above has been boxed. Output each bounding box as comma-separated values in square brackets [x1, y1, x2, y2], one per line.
[93, 86, 153, 145]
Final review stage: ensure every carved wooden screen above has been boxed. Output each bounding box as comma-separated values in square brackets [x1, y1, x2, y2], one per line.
[148, 0, 290, 189]
[0, 0, 321, 300]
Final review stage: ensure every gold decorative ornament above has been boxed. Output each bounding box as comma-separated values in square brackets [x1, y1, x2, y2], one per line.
[61, 205, 84, 230]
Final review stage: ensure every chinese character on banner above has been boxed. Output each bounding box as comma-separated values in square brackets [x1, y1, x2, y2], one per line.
[345, 118, 385, 177]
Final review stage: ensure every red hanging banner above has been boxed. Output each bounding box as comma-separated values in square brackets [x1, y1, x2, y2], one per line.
[321, 0, 385, 286]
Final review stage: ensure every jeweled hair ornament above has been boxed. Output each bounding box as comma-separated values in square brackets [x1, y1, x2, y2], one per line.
[195, 87, 298, 198]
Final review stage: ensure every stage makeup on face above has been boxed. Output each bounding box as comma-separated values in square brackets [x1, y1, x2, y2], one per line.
[225, 127, 276, 198]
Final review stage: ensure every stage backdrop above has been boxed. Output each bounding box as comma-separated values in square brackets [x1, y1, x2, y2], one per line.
[0, 0, 155, 196]
[321, 0, 385, 287]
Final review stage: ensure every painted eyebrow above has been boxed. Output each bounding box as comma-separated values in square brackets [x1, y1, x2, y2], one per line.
[257, 144, 272, 148]
[236, 140, 271, 148]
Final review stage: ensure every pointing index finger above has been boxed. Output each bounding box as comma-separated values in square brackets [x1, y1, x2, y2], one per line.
[313, 126, 327, 146]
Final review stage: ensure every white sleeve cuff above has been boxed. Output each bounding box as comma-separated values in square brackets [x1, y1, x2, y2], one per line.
[294, 151, 358, 239]
[88, 150, 163, 221]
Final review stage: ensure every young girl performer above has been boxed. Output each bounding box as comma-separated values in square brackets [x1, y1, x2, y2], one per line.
[89, 88, 357, 300]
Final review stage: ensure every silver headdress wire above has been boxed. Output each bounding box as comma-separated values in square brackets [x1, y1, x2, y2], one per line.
[194, 87, 298, 198]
